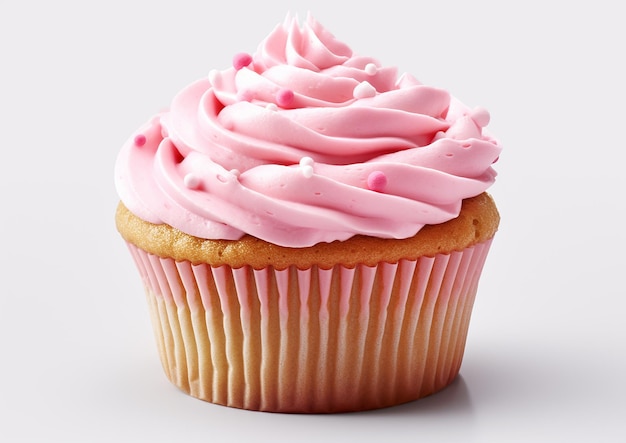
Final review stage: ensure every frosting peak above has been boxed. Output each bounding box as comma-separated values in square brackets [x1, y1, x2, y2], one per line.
[255, 14, 352, 72]
[115, 15, 501, 247]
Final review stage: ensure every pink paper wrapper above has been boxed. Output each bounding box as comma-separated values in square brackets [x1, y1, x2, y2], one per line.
[126, 239, 493, 413]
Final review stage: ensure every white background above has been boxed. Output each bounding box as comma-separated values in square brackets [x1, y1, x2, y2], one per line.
[1, 0, 625, 441]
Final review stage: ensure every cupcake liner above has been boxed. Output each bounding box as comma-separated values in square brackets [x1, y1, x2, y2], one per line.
[125, 239, 493, 413]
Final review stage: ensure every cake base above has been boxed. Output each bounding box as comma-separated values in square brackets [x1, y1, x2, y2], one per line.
[126, 239, 493, 413]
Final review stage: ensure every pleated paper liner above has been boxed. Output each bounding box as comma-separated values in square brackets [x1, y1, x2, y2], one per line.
[126, 238, 493, 413]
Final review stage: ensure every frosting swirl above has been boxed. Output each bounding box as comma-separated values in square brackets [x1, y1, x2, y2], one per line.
[115, 15, 501, 247]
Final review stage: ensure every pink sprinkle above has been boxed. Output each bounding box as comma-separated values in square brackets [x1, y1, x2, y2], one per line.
[233, 52, 252, 70]
[276, 88, 295, 108]
[133, 134, 146, 147]
[470, 106, 490, 127]
[183, 173, 200, 189]
[367, 171, 387, 192]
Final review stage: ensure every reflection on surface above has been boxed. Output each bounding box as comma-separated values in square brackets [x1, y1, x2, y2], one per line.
[355, 375, 474, 418]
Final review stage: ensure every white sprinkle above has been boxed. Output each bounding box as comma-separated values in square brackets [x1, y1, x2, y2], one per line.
[184, 173, 200, 189]
[229, 169, 241, 178]
[299, 156, 314, 167]
[364, 63, 377, 75]
[301, 165, 314, 178]
[266, 103, 278, 111]
[353, 81, 376, 99]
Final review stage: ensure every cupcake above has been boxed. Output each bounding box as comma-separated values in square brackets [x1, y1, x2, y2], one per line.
[115, 14, 501, 413]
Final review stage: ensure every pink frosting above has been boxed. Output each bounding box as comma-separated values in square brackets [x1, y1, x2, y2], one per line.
[115, 15, 501, 248]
